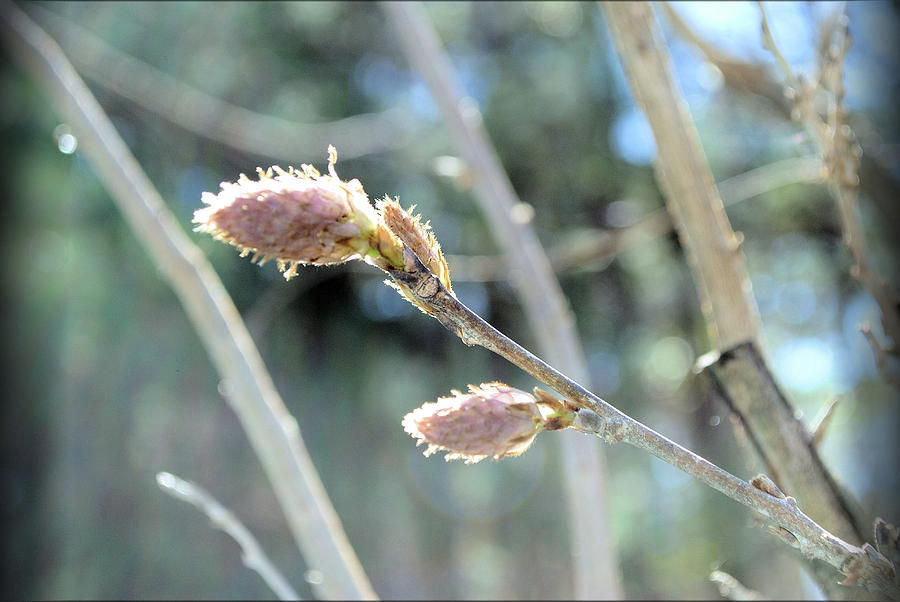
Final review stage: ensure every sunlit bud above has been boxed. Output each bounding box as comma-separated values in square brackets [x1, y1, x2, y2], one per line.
[194, 146, 404, 279]
[403, 382, 557, 464]
[378, 197, 453, 293]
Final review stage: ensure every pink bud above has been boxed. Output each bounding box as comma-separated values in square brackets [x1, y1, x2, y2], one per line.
[194, 148, 403, 279]
[402, 383, 545, 463]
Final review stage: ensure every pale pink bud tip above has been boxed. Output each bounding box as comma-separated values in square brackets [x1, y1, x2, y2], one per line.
[402, 382, 544, 464]
[194, 150, 383, 279]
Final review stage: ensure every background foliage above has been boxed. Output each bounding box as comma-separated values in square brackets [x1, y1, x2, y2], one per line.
[2, 1, 898, 599]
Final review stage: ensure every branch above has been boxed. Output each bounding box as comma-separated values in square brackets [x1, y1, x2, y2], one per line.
[27, 3, 415, 162]
[603, 4, 879, 598]
[709, 570, 766, 601]
[0, 4, 375, 599]
[379, 2, 622, 598]
[387, 252, 898, 600]
[660, 1, 900, 230]
[443, 155, 823, 282]
[758, 2, 900, 383]
[156, 472, 301, 601]
[659, 2, 789, 113]
[603, 2, 762, 351]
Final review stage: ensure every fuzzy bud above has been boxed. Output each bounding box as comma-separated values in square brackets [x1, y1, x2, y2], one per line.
[194, 146, 404, 279]
[378, 198, 453, 293]
[402, 382, 548, 464]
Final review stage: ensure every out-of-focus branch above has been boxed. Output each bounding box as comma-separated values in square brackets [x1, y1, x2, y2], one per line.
[379, 2, 622, 599]
[659, 2, 789, 113]
[156, 472, 301, 601]
[861, 326, 900, 389]
[28, 3, 415, 162]
[603, 2, 762, 352]
[445, 155, 823, 282]
[0, 5, 375, 599]
[602, 4, 871, 598]
[660, 1, 900, 229]
[758, 2, 900, 386]
[709, 570, 766, 601]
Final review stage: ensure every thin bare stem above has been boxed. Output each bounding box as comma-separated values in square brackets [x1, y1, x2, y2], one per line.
[758, 2, 900, 380]
[388, 256, 898, 599]
[28, 3, 414, 162]
[661, 1, 900, 230]
[444, 155, 822, 282]
[156, 472, 301, 601]
[0, 4, 375, 599]
[379, 2, 621, 598]
[709, 570, 766, 601]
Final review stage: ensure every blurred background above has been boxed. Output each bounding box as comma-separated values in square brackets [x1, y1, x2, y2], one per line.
[2, 1, 898, 599]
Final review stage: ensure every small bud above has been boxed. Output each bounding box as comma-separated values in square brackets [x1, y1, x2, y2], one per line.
[194, 146, 404, 279]
[402, 382, 550, 464]
[378, 197, 453, 292]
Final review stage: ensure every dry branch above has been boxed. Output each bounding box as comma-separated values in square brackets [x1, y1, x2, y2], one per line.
[156, 472, 301, 601]
[758, 2, 900, 385]
[28, 3, 414, 162]
[444, 155, 822, 282]
[602, 3, 877, 598]
[659, 1, 900, 229]
[0, 4, 375, 599]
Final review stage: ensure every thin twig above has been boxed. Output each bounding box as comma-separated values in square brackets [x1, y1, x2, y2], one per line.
[0, 4, 375, 599]
[758, 2, 900, 383]
[709, 570, 766, 601]
[861, 326, 900, 389]
[443, 155, 822, 282]
[810, 397, 841, 448]
[379, 2, 622, 598]
[660, 1, 900, 231]
[28, 3, 415, 162]
[659, 2, 789, 113]
[156, 472, 301, 601]
[387, 255, 898, 599]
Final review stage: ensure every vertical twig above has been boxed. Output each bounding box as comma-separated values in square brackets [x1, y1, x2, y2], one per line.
[602, 4, 868, 599]
[379, 2, 622, 598]
[758, 2, 900, 384]
[0, 4, 375, 599]
[156, 472, 301, 601]
[604, 3, 762, 351]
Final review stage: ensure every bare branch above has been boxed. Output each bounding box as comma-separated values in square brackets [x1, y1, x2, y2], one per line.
[810, 397, 841, 448]
[603, 2, 762, 351]
[758, 2, 900, 384]
[444, 155, 823, 282]
[709, 570, 766, 601]
[0, 5, 375, 599]
[661, 1, 900, 230]
[379, 2, 621, 598]
[659, 2, 789, 113]
[602, 4, 883, 597]
[387, 251, 898, 599]
[861, 326, 900, 389]
[28, 3, 415, 162]
[156, 472, 301, 601]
